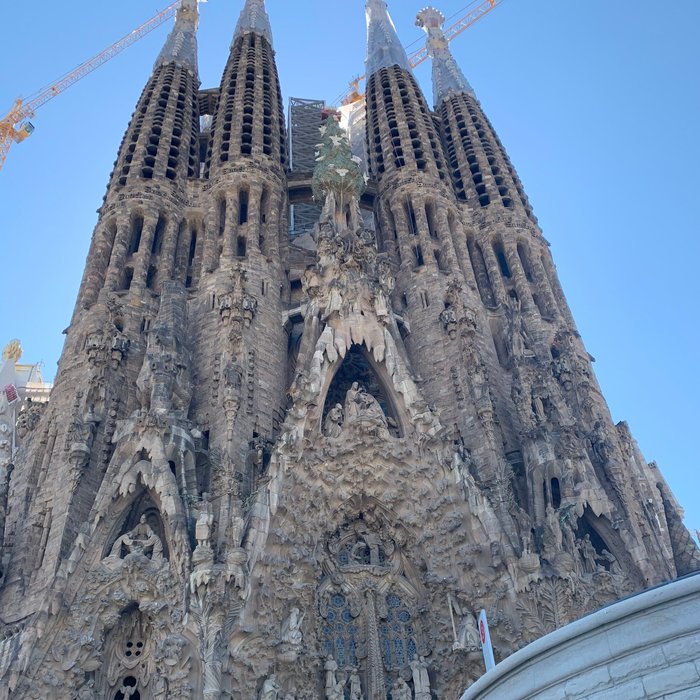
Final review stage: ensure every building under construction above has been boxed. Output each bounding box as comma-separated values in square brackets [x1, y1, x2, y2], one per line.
[0, 0, 698, 698]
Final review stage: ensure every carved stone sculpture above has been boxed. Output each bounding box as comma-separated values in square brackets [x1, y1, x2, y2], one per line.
[195, 497, 214, 549]
[261, 674, 281, 700]
[107, 515, 164, 564]
[392, 678, 412, 700]
[349, 668, 363, 700]
[411, 656, 432, 700]
[280, 607, 304, 647]
[323, 403, 344, 438]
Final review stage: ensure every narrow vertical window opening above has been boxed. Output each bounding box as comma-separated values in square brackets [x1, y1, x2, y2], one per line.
[129, 215, 144, 255]
[239, 188, 249, 225]
[219, 198, 227, 236]
[494, 242, 511, 278]
[405, 201, 418, 236]
[551, 478, 562, 509]
[151, 216, 166, 256]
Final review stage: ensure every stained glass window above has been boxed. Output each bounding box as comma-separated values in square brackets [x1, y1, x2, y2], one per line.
[380, 592, 416, 669]
[322, 593, 359, 669]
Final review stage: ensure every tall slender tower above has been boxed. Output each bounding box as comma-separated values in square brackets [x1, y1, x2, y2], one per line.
[0, 1, 697, 698]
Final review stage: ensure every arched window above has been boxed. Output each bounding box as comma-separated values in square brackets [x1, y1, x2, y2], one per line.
[321, 593, 360, 668]
[380, 592, 417, 670]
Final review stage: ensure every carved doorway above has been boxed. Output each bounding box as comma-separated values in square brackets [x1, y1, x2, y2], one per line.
[318, 516, 427, 699]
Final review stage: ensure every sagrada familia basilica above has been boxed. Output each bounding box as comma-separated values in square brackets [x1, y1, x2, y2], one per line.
[0, 0, 697, 697]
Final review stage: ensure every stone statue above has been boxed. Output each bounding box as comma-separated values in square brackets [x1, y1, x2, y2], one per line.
[260, 674, 281, 700]
[195, 497, 214, 549]
[351, 522, 383, 566]
[344, 382, 362, 423]
[66, 522, 90, 574]
[391, 678, 412, 700]
[349, 668, 363, 700]
[344, 383, 388, 434]
[514, 507, 533, 555]
[578, 534, 598, 574]
[542, 505, 563, 560]
[324, 655, 340, 696]
[598, 548, 621, 574]
[242, 294, 258, 326]
[323, 403, 344, 438]
[280, 607, 304, 647]
[410, 656, 431, 700]
[440, 306, 458, 335]
[108, 515, 164, 563]
[327, 680, 345, 700]
[449, 595, 479, 652]
[152, 673, 168, 700]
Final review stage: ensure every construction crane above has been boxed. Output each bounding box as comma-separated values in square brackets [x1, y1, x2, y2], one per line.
[340, 0, 502, 106]
[0, 0, 187, 173]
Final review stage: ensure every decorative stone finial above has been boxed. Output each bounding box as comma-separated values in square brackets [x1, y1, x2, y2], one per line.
[2, 340, 22, 363]
[234, 0, 274, 47]
[365, 0, 411, 78]
[416, 6, 476, 106]
[154, 0, 200, 76]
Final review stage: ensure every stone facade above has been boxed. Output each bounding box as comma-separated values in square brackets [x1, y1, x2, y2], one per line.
[0, 1, 697, 698]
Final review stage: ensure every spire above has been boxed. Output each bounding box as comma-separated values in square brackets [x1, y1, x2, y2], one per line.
[365, 0, 411, 77]
[416, 7, 475, 106]
[154, 0, 199, 76]
[234, 0, 273, 46]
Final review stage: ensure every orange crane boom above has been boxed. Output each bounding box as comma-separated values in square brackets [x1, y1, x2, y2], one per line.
[0, 1, 183, 173]
[341, 0, 502, 106]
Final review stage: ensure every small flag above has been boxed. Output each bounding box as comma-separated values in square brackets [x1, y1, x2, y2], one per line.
[3, 385, 19, 404]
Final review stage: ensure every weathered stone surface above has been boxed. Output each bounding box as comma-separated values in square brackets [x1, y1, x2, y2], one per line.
[0, 1, 697, 698]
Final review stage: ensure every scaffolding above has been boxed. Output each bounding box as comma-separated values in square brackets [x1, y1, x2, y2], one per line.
[288, 97, 325, 238]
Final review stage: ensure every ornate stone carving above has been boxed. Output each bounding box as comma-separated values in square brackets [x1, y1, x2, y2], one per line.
[105, 515, 165, 565]
[280, 607, 304, 647]
[261, 674, 281, 700]
[410, 655, 432, 700]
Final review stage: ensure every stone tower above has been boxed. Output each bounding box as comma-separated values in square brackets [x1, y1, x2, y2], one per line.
[0, 1, 697, 698]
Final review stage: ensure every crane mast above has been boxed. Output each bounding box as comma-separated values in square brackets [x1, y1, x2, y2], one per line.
[0, 0, 183, 173]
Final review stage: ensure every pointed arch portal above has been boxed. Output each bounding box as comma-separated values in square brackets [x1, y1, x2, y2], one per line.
[322, 344, 401, 437]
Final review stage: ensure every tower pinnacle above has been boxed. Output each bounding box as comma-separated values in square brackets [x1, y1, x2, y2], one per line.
[416, 6, 475, 106]
[234, 0, 273, 46]
[154, 0, 200, 76]
[365, 0, 411, 77]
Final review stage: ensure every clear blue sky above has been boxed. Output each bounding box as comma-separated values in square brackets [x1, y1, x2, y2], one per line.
[1, 0, 698, 533]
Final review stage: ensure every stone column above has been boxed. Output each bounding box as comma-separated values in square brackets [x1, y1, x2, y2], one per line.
[480, 240, 508, 306]
[132, 212, 160, 288]
[103, 216, 131, 292]
[504, 240, 534, 311]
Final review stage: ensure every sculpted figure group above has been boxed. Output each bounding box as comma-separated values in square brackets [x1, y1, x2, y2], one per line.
[323, 383, 389, 437]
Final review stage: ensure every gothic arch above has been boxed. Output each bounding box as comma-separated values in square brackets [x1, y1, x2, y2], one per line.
[576, 507, 642, 583]
[102, 488, 170, 561]
[318, 343, 408, 437]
